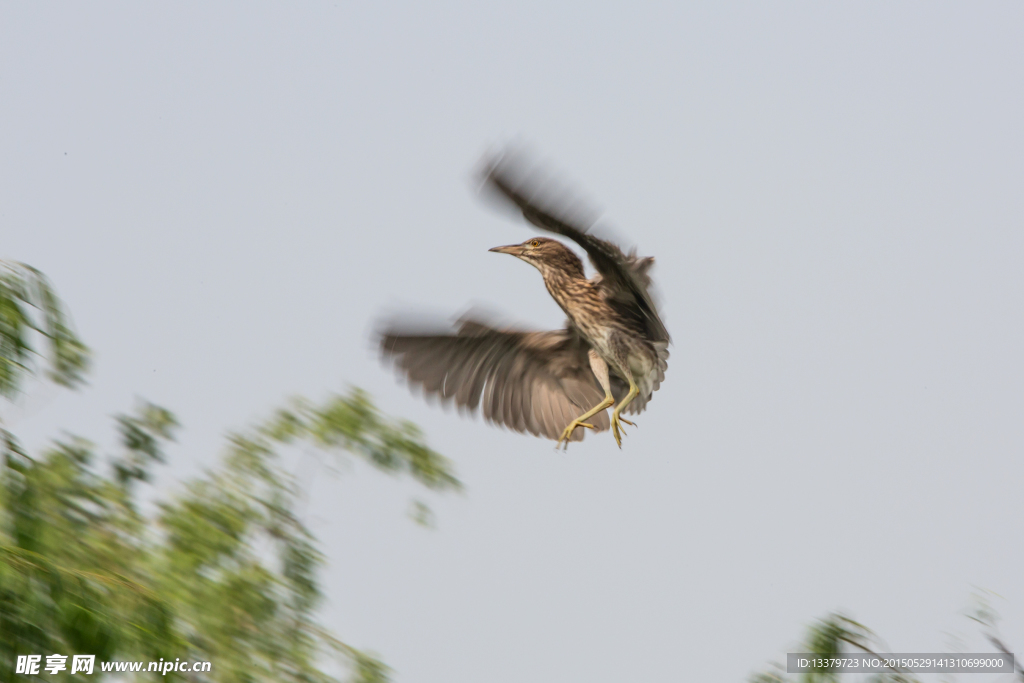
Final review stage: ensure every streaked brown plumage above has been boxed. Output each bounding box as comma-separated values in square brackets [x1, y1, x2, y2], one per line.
[380, 150, 670, 448]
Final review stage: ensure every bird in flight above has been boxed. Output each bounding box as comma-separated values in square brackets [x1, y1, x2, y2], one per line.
[380, 151, 670, 448]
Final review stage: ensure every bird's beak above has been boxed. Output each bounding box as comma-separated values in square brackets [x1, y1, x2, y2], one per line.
[488, 244, 521, 255]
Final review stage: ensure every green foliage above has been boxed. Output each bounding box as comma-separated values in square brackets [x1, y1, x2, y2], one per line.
[0, 415, 182, 681]
[747, 610, 1024, 683]
[0, 260, 460, 682]
[749, 667, 786, 683]
[802, 615, 862, 683]
[346, 652, 392, 683]
[0, 262, 89, 397]
[258, 389, 461, 494]
[748, 613, 923, 683]
[1, 389, 459, 682]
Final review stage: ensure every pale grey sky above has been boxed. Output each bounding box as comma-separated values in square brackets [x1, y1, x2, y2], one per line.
[3, 2, 1023, 681]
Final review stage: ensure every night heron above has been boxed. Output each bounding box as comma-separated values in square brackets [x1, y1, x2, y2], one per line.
[380, 152, 670, 448]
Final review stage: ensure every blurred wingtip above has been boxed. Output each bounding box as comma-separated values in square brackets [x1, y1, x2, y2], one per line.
[372, 304, 519, 353]
[474, 143, 606, 237]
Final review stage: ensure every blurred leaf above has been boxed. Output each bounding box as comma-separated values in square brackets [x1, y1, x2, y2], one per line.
[0, 261, 89, 397]
[751, 613, 930, 683]
[348, 651, 392, 683]
[113, 401, 179, 490]
[257, 388, 462, 493]
[408, 500, 435, 529]
[749, 668, 787, 683]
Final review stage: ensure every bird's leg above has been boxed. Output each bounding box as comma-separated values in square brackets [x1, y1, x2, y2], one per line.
[557, 392, 614, 450]
[610, 380, 639, 448]
[557, 349, 615, 450]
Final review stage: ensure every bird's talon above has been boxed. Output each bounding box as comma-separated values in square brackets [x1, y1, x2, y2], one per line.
[611, 413, 636, 448]
[557, 419, 597, 449]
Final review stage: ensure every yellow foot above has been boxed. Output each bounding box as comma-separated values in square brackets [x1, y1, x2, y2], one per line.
[557, 419, 596, 450]
[610, 414, 636, 448]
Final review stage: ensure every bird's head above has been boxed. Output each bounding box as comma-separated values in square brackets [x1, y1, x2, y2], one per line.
[489, 237, 585, 278]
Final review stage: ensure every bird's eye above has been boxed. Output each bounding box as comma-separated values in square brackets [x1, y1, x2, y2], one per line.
[530, 240, 540, 248]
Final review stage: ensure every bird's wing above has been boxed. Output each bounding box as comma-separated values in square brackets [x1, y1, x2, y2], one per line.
[480, 152, 670, 343]
[380, 318, 610, 441]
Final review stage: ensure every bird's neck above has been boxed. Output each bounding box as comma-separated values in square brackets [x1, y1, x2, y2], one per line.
[535, 258, 586, 283]
[540, 267, 596, 318]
